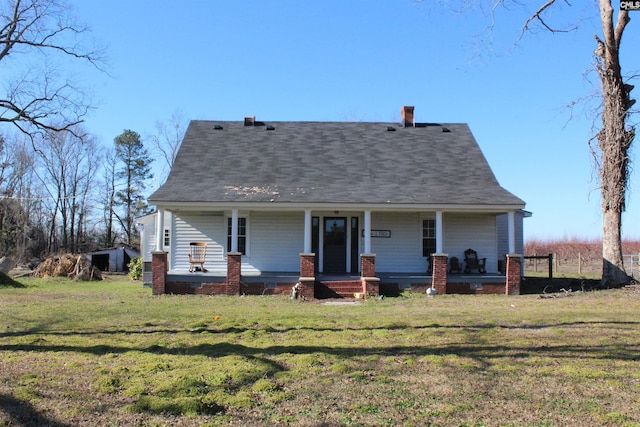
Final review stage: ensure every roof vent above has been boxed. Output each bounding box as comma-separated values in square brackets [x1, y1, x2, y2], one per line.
[266, 125, 275, 131]
[386, 126, 396, 132]
[214, 125, 223, 130]
[244, 116, 255, 126]
[441, 127, 451, 133]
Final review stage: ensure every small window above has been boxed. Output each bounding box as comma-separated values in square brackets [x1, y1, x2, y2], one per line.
[163, 229, 170, 247]
[422, 219, 436, 257]
[227, 217, 247, 255]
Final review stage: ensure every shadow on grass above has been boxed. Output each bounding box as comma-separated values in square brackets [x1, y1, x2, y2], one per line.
[3, 320, 640, 339]
[2, 321, 639, 363]
[521, 276, 607, 294]
[0, 393, 71, 427]
[0, 271, 26, 288]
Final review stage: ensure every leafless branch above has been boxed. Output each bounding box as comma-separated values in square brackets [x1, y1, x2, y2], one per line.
[517, 0, 577, 42]
[0, 0, 106, 139]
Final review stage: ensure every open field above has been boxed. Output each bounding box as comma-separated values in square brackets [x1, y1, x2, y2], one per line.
[2, 277, 640, 426]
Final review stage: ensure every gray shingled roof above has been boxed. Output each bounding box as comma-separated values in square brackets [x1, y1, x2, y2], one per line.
[148, 120, 525, 207]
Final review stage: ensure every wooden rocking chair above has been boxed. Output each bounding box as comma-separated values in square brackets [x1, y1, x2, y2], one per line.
[449, 256, 463, 274]
[188, 242, 208, 272]
[464, 249, 486, 274]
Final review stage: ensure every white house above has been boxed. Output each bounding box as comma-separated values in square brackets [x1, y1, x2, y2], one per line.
[143, 106, 528, 297]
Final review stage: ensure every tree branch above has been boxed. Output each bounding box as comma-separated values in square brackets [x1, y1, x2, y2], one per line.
[518, 0, 577, 41]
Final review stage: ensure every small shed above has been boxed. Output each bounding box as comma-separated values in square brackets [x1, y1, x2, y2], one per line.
[90, 246, 140, 273]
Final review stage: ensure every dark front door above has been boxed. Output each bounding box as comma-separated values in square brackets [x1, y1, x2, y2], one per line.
[324, 217, 346, 274]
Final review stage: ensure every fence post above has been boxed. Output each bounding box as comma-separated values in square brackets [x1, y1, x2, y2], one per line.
[549, 253, 553, 279]
[578, 252, 581, 275]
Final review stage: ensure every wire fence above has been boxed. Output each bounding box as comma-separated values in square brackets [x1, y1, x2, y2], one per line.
[524, 253, 640, 278]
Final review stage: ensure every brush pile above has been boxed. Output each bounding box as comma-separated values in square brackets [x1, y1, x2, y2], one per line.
[35, 254, 103, 281]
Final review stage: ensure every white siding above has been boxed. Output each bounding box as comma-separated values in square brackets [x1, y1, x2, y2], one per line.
[249, 212, 304, 272]
[170, 211, 303, 274]
[497, 212, 525, 256]
[172, 213, 227, 273]
[371, 212, 426, 273]
[140, 212, 172, 262]
[443, 213, 498, 273]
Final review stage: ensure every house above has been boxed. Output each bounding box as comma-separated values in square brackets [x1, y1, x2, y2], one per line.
[144, 106, 528, 298]
[89, 246, 139, 273]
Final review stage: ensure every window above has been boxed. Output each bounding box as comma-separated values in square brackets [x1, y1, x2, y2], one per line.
[227, 217, 247, 255]
[163, 229, 170, 247]
[422, 219, 436, 257]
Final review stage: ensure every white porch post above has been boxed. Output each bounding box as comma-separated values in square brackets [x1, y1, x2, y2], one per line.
[508, 211, 516, 254]
[155, 208, 165, 252]
[364, 210, 372, 254]
[303, 209, 312, 253]
[435, 210, 444, 254]
[231, 209, 239, 253]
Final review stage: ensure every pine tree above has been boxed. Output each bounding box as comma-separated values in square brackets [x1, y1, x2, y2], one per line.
[114, 130, 153, 247]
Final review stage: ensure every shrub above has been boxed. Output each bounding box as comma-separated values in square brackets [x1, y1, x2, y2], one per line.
[128, 257, 143, 280]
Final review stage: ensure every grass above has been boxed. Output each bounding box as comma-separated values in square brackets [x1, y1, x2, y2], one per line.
[2, 276, 640, 426]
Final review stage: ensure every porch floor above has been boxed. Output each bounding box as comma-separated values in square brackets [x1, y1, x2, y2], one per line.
[166, 270, 506, 284]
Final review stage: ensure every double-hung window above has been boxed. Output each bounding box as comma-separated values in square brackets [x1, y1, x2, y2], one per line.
[422, 219, 436, 257]
[227, 217, 247, 255]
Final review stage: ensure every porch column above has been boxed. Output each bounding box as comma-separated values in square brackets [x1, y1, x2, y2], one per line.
[230, 209, 239, 253]
[155, 208, 165, 252]
[299, 253, 316, 300]
[508, 211, 516, 254]
[226, 252, 242, 295]
[435, 211, 443, 253]
[431, 254, 448, 295]
[303, 209, 312, 253]
[364, 210, 372, 254]
[360, 254, 379, 298]
[505, 254, 522, 295]
[151, 251, 167, 295]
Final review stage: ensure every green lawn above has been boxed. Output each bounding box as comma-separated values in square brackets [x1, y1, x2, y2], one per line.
[1, 277, 640, 426]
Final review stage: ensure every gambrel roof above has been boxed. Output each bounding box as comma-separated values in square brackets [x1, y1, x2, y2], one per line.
[149, 119, 525, 208]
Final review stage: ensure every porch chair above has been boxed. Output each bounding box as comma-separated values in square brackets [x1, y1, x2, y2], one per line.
[449, 256, 463, 274]
[464, 249, 486, 274]
[188, 242, 208, 272]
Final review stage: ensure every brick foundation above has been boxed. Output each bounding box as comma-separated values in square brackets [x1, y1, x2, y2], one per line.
[297, 278, 315, 299]
[151, 252, 167, 295]
[505, 254, 522, 295]
[431, 254, 448, 294]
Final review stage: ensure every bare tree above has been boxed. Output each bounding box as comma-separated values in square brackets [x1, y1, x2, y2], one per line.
[592, 1, 635, 285]
[431, 0, 636, 285]
[34, 127, 100, 253]
[0, 0, 105, 137]
[149, 110, 187, 184]
[99, 147, 118, 248]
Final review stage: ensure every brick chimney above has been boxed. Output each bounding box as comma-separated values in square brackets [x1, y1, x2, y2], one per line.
[401, 106, 414, 128]
[244, 116, 255, 126]
[402, 105, 415, 128]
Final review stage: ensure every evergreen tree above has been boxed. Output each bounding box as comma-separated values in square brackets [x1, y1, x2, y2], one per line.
[114, 130, 153, 247]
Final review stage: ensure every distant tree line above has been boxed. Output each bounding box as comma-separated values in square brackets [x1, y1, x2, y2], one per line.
[0, 128, 155, 261]
[0, 0, 186, 262]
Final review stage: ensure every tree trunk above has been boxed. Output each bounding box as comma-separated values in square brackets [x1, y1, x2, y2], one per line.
[595, 1, 634, 285]
[602, 209, 628, 284]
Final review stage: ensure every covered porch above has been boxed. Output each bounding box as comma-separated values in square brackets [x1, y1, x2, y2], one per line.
[151, 250, 521, 298]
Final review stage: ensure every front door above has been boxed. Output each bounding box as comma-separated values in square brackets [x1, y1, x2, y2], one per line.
[323, 217, 347, 274]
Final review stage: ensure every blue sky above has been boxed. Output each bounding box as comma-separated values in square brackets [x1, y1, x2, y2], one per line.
[71, 1, 640, 241]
